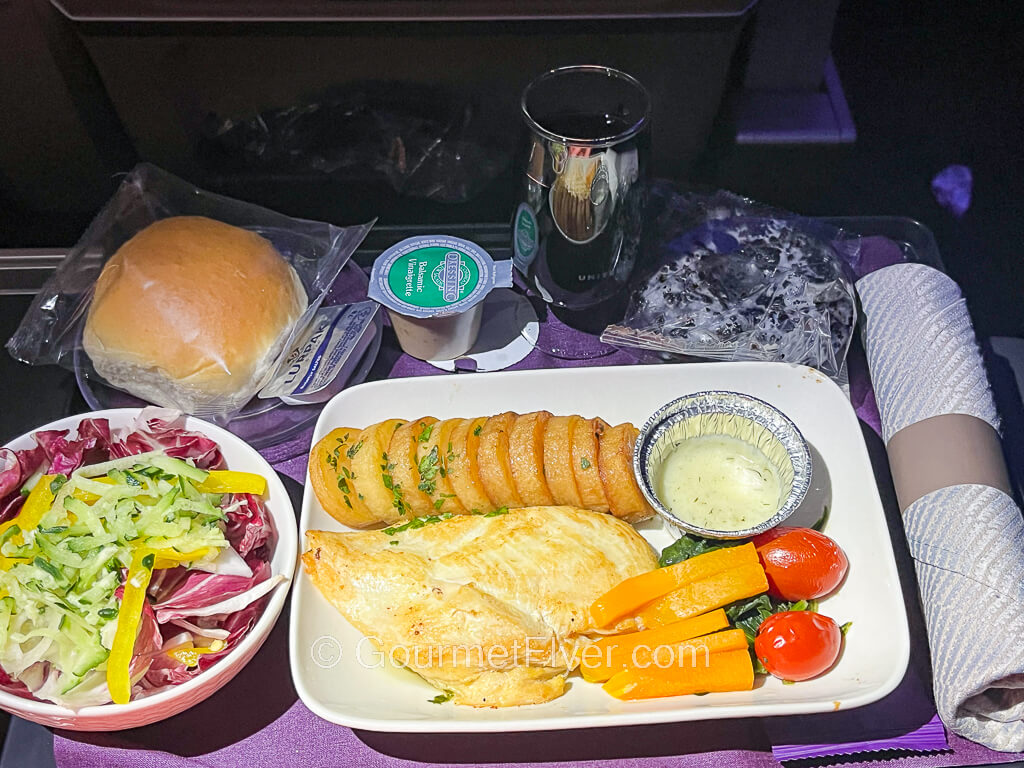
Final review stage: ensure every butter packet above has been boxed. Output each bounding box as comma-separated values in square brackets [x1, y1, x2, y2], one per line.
[258, 301, 380, 405]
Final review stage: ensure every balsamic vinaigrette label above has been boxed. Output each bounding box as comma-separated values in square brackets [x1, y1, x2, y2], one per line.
[386, 247, 479, 309]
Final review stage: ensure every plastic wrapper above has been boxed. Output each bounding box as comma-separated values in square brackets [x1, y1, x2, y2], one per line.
[602, 185, 859, 379]
[6, 163, 374, 420]
[197, 83, 510, 204]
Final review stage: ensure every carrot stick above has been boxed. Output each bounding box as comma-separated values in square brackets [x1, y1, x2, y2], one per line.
[582, 624, 746, 683]
[603, 648, 755, 700]
[581, 609, 728, 682]
[634, 562, 769, 629]
[590, 543, 759, 628]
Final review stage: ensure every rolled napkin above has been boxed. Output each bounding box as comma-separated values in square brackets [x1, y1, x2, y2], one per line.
[858, 261, 1024, 751]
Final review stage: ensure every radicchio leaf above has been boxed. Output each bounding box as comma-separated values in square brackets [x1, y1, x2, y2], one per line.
[0, 662, 35, 700]
[0, 445, 45, 499]
[0, 445, 46, 523]
[76, 418, 113, 454]
[143, 595, 272, 689]
[0, 494, 25, 525]
[195, 597, 269, 672]
[152, 559, 271, 623]
[143, 635, 197, 689]
[33, 422, 116, 475]
[224, 493, 276, 558]
[109, 407, 223, 469]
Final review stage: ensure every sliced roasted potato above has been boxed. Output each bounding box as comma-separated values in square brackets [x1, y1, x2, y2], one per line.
[447, 417, 495, 514]
[572, 417, 610, 512]
[597, 423, 655, 523]
[416, 418, 466, 515]
[349, 418, 408, 524]
[543, 415, 583, 507]
[309, 427, 382, 528]
[509, 411, 554, 506]
[477, 412, 522, 509]
[389, 417, 439, 517]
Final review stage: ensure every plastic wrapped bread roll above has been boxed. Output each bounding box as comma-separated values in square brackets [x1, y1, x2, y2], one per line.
[83, 216, 306, 416]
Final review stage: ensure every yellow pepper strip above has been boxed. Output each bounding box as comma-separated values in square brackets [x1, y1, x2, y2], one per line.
[71, 488, 100, 505]
[195, 470, 266, 496]
[166, 642, 221, 669]
[151, 548, 211, 570]
[71, 476, 114, 505]
[0, 475, 57, 546]
[0, 557, 32, 571]
[106, 549, 155, 705]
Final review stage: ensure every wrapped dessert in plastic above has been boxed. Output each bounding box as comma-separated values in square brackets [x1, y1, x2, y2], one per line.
[601, 186, 860, 379]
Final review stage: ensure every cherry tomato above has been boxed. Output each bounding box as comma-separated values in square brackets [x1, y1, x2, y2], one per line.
[754, 611, 841, 681]
[752, 526, 848, 601]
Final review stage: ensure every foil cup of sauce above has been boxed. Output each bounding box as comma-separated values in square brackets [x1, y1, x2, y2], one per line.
[368, 235, 513, 361]
[634, 391, 812, 539]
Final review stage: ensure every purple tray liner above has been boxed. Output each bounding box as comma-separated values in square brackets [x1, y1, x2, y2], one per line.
[771, 714, 947, 762]
[51, 234, 1024, 767]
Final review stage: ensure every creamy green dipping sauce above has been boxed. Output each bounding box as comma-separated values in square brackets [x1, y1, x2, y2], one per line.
[656, 434, 782, 531]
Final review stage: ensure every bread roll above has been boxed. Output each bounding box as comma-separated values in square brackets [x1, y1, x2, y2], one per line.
[83, 216, 306, 414]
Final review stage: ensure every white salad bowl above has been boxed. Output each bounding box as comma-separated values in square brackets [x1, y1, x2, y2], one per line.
[0, 409, 297, 731]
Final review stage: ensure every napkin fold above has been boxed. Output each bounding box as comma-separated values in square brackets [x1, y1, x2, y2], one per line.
[858, 261, 1024, 752]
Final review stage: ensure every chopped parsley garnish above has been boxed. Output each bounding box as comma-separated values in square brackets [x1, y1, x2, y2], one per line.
[580, 457, 591, 470]
[472, 424, 482, 437]
[379, 455, 405, 514]
[472, 507, 509, 517]
[417, 446, 440, 495]
[429, 690, 455, 704]
[417, 424, 434, 443]
[383, 513, 454, 536]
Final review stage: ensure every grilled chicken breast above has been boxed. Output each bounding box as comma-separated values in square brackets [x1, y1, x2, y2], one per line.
[302, 506, 657, 707]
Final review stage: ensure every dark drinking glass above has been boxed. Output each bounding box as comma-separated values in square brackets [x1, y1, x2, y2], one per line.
[513, 66, 650, 356]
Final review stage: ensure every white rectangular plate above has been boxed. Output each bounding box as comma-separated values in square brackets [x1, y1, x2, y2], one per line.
[289, 362, 910, 732]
